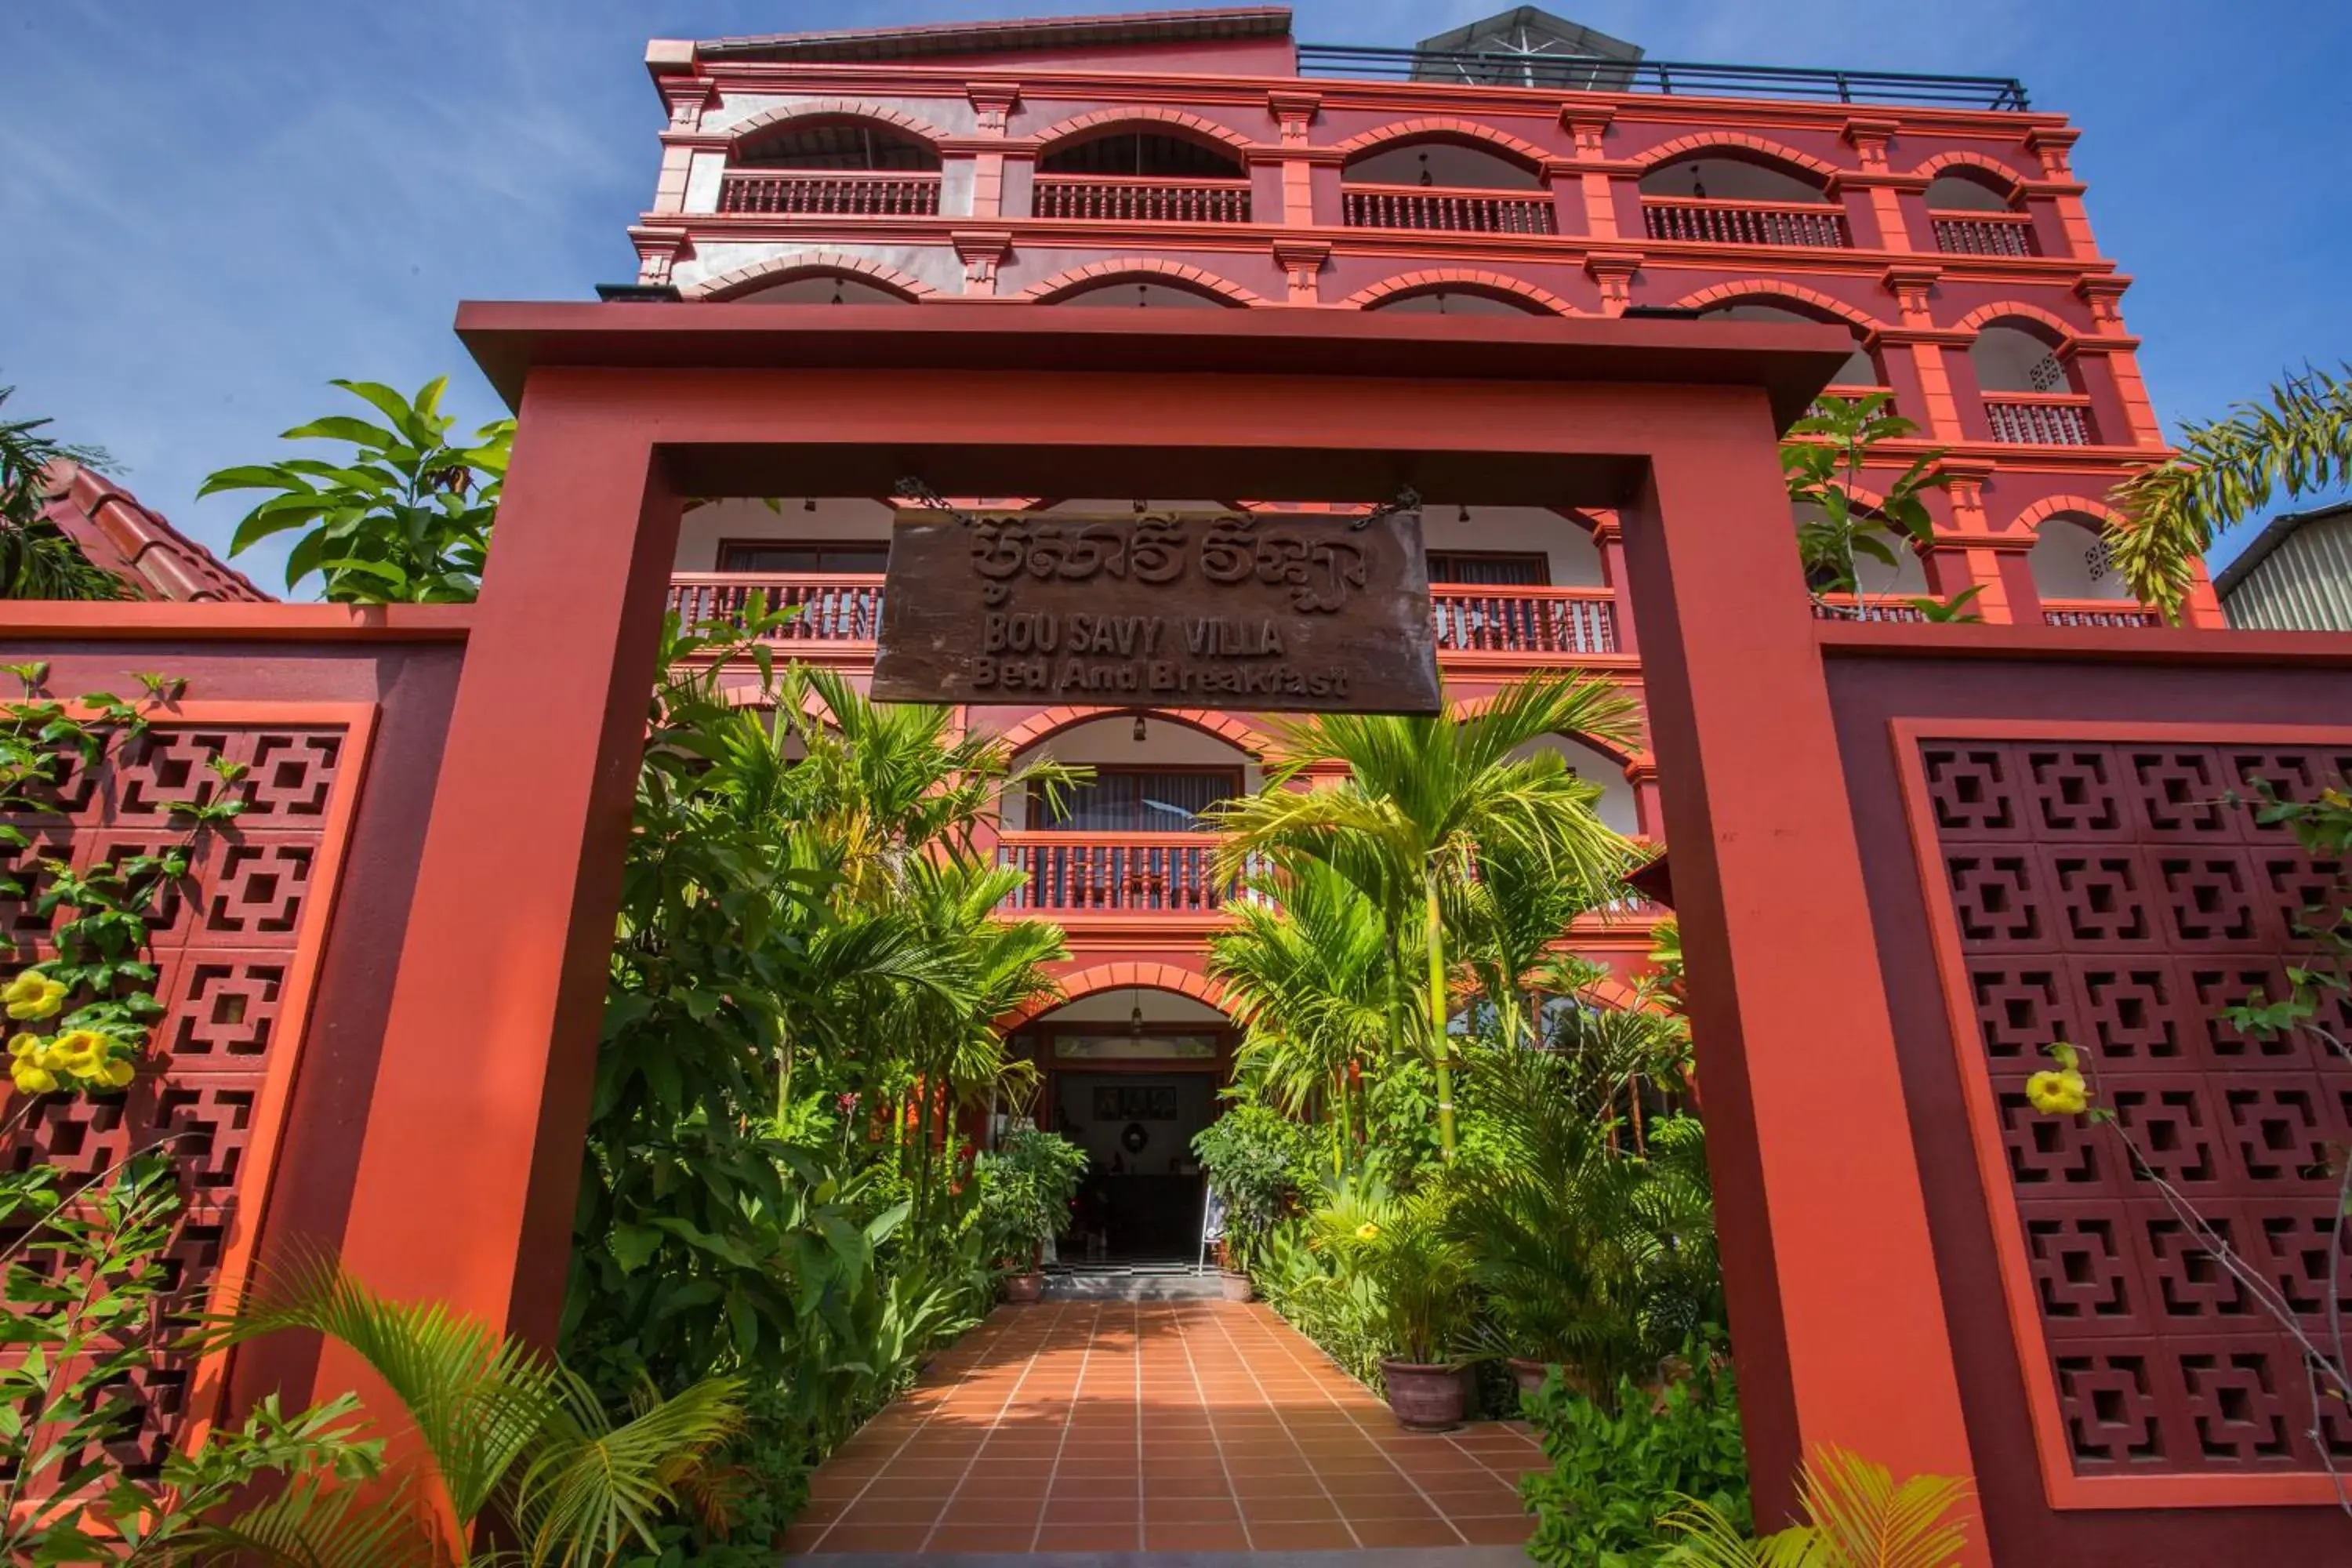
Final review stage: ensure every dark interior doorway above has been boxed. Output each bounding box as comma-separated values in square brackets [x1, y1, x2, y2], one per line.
[1053, 1070, 1218, 1261]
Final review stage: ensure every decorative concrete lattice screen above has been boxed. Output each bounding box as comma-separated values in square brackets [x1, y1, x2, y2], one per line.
[1910, 735, 2352, 1478]
[0, 713, 367, 1479]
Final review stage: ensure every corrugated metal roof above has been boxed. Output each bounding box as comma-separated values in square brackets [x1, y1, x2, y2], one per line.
[2216, 502, 2352, 631]
[698, 6, 1291, 64]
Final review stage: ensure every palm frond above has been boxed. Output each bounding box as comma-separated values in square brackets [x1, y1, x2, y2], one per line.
[507, 1371, 746, 1568]
[172, 1473, 430, 1568]
[1797, 1447, 1972, 1568]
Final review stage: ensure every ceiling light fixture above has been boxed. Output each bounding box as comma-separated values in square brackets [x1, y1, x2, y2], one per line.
[1129, 990, 1145, 1037]
[1133, 716, 1148, 743]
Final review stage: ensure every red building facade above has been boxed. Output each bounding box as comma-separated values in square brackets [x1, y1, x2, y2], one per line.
[624, 5, 2209, 1061]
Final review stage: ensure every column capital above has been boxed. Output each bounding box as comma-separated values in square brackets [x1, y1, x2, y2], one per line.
[2023, 125, 2081, 177]
[967, 80, 1020, 135]
[950, 229, 1014, 295]
[1584, 249, 1643, 315]
[1841, 117, 1900, 169]
[1559, 103, 1615, 152]
[1268, 88, 1323, 143]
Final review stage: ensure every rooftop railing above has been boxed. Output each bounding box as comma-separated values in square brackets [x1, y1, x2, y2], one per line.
[1295, 45, 2031, 111]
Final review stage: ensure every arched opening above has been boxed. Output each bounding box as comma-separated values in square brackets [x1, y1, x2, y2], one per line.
[1365, 285, 1545, 316]
[727, 271, 916, 307]
[1697, 300, 1877, 387]
[1037, 128, 1244, 180]
[1423, 506, 1606, 586]
[1002, 714, 1260, 833]
[724, 116, 942, 216]
[1791, 499, 1930, 600]
[2027, 513, 2130, 602]
[1923, 169, 2017, 213]
[1972, 320, 2093, 445]
[737, 118, 941, 172]
[1046, 278, 1236, 309]
[1971, 320, 2073, 394]
[1341, 136, 1554, 233]
[1008, 984, 1237, 1261]
[1515, 733, 1642, 837]
[1926, 169, 2038, 256]
[1639, 152, 1828, 204]
[1640, 151, 1846, 247]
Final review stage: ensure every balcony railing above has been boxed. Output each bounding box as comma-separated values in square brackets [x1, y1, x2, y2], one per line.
[666, 573, 884, 640]
[2042, 601, 2161, 628]
[1642, 196, 1849, 249]
[1342, 183, 1557, 235]
[1431, 586, 1617, 655]
[1984, 394, 2096, 447]
[1811, 595, 1931, 623]
[670, 575, 1624, 658]
[1805, 384, 1896, 420]
[717, 169, 942, 217]
[1031, 176, 1251, 223]
[1931, 211, 2038, 257]
[997, 832, 1246, 916]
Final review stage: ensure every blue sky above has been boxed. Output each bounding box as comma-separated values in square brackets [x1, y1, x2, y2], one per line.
[5, 1, 2345, 593]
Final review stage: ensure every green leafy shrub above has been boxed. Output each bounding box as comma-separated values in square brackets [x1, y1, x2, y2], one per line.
[1520, 1355, 1749, 1568]
[1191, 1100, 1316, 1270]
[1658, 1445, 1971, 1567]
[975, 1126, 1090, 1267]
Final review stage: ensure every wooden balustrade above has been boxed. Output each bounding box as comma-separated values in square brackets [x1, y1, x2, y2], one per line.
[1341, 183, 1557, 235]
[1641, 196, 1849, 248]
[1811, 595, 1931, 623]
[1031, 176, 1251, 223]
[665, 573, 884, 641]
[2042, 601, 2161, 628]
[1984, 394, 2096, 447]
[997, 833, 1243, 915]
[1931, 211, 2038, 256]
[717, 170, 942, 217]
[1431, 586, 1617, 654]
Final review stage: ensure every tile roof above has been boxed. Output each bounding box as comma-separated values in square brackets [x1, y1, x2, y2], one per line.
[38, 461, 272, 603]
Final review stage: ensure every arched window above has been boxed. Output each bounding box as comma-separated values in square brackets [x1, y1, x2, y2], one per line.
[1971, 320, 2074, 393]
[1791, 499, 1929, 599]
[1047, 278, 1236, 309]
[1639, 151, 1828, 204]
[1345, 138, 1541, 191]
[1698, 300, 1878, 387]
[1037, 129, 1243, 180]
[2027, 514, 2130, 602]
[737, 118, 940, 171]
[1923, 169, 2016, 213]
[1366, 285, 1545, 316]
[728, 272, 916, 306]
[722, 117, 942, 216]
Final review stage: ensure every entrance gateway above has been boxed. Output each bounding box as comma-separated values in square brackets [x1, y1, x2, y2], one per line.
[26, 298, 2347, 1561]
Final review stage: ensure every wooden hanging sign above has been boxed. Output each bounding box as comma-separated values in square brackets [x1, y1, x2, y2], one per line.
[871, 510, 1441, 713]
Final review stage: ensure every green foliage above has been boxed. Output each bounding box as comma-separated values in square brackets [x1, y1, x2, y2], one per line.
[1782, 393, 1963, 618]
[2109, 362, 2352, 617]
[0, 387, 127, 601]
[975, 1127, 1090, 1265]
[1521, 1356, 1750, 1568]
[1657, 1446, 1972, 1568]
[200, 376, 513, 601]
[1190, 1100, 1317, 1270]
[1308, 1181, 1474, 1366]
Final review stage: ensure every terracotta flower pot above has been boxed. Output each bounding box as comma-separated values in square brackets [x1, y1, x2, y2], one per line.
[1381, 1358, 1467, 1432]
[1218, 1269, 1254, 1302]
[1508, 1356, 1553, 1395]
[1003, 1271, 1044, 1303]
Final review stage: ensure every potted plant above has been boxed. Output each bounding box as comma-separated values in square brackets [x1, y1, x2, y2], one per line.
[975, 1127, 1090, 1304]
[1322, 1190, 1475, 1430]
[1192, 1102, 1312, 1302]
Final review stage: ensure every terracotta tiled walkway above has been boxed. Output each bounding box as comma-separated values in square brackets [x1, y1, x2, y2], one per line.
[784, 1299, 1544, 1556]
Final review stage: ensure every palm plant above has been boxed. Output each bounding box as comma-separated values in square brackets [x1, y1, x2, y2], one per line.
[1211, 673, 1639, 1156]
[201, 1259, 744, 1566]
[0, 387, 129, 601]
[201, 376, 512, 601]
[2109, 362, 2352, 616]
[1210, 858, 1396, 1167]
[1451, 832, 1642, 1051]
[1310, 1182, 1474, 1367]
[1659, 1446, 1972, 1568]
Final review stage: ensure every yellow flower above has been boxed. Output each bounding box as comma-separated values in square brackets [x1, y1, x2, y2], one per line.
[49, 1029, 109, 1080]
[2025, 1069, 2089, 1116]
[9, 1062, 57, 1095]
[100, 1058, 136, 1088]
[1354, 1221, 1381, 1242]
[7, 1032, 40, 1060]
[2, 971, 67, 1021]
